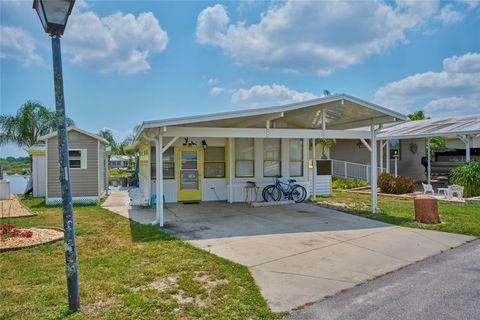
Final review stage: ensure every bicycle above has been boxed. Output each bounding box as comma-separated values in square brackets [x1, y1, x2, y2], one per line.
[262, 176, 307, 203]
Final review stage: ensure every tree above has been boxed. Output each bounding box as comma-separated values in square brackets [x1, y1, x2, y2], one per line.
[407, 110, 426, 121]
[314, 138, 336, 159]
[98, 129, 118, 154]
[407, 110, 445, 156]
[0, 101, 75, 167]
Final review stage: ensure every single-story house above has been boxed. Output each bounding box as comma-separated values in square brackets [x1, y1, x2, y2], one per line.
[110, 155, 132, 169]
[132, 93, 407, 226]
[29, 127, 109, 204]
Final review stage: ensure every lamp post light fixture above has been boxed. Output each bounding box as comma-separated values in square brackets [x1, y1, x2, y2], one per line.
[33, 0, 79, 312]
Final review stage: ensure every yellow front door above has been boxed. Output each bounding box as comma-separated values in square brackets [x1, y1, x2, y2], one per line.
[177, 147, 202, 201]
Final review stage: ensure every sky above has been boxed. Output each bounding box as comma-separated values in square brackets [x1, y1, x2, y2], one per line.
[1, 0, 479, 157]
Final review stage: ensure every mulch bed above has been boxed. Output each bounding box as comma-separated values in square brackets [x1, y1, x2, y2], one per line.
[0, 195, 37, 218]
[0, 227, 64, 253]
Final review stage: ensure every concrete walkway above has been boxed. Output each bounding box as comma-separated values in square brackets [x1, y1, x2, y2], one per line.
[285, 240, 480, 320]
[103, 191, 475, 312]
[102, 190, 155, 224]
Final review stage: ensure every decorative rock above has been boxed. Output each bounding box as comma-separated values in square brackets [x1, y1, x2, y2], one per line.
[414, 195, 440, 223]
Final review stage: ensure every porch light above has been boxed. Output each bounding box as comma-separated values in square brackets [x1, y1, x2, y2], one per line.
[202, 140, 208, 150]
[33, 0, 75, 36]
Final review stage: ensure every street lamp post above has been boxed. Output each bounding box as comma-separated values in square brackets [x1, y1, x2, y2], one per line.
[33, 0, 79, 312]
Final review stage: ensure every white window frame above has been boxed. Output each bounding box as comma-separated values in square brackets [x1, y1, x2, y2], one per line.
[263, 138, 281, 177]
[289, 138, 303, 177]
[69, 149, 87, 170]
[235, 138, 255, 178]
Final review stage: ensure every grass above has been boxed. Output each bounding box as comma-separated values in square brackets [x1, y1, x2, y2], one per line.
[315, 191, 480, 237]
[0, 197, 277, 320]
[331, 177, 369, 190]
[109, 168, 133, 180]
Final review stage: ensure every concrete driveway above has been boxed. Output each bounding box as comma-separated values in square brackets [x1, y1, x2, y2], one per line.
[161, 202, 474, 312]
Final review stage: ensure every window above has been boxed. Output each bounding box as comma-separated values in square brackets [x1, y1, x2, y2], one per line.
[69, 149, 86, 169]
[235, 138, 254, 177]
[204, 147, 225, 178]
[264, 138, 281, 177]
[389, 139, 401, 160]
[163, 147, 175, 179]
[289, 139, 303, 177]
[151, 147, 175, 180]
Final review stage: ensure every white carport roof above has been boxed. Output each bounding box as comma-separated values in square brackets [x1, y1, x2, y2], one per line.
[377, 115, 480, 140]
[136, 93, 406, 140]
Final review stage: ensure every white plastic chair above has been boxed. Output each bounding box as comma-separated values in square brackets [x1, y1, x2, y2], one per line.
[448, 185, 464, 201]
[422, 183, 434, 195]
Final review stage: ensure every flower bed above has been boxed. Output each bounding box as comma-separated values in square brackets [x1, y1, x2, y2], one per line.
[0, 225, 63, 253]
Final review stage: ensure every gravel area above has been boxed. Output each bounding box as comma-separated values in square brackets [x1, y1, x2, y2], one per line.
[0, 228, 63, 252]
[0, 195, 37, 218]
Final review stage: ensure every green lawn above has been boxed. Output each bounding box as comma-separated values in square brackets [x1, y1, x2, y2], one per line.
[109, 168, 133, 180]
[0, 198, 277, 320]
[315, 191, 480, 237]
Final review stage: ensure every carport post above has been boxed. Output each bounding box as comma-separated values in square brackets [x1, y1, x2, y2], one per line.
[370, 125, 377, 214]
[156, 135, 164, 227]
[312, 138, 316, 200]
[385, 140, 390, 173]
[466, 135, 471, 162]
[379, 140, 384, 173]
[229, 137, 233, 203]
[427, 137, 431, 185]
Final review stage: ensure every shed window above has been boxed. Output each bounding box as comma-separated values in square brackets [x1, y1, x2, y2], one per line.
[289, 139, 303, 177]
[235, 138, 254, 177]
[264, 138, 281, 177]
[204, 147, 225, 178]
[69, 149, 87, 169]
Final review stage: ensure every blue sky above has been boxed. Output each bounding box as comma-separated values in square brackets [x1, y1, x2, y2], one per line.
[1, 0, 479, 157]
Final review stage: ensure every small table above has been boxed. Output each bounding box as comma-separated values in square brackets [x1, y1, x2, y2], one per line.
[437, 188, 449, 198]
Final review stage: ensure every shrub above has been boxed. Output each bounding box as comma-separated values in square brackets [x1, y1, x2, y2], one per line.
[332, 177, 369, 190]
[377, 173, 416, 194]
[449, 161, 480, 198]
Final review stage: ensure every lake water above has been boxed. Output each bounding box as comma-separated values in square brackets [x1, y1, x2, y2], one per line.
[2, 173, 30, 194]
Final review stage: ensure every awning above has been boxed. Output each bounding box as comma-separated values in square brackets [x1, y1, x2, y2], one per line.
[377, 115, 480, 140]
[136, 93, 406, 141]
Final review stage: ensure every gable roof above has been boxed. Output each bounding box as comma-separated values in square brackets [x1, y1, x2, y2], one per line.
[377, 115, 480, 140]
[39, 126, 109, 144]
[136, 93, 407, 140]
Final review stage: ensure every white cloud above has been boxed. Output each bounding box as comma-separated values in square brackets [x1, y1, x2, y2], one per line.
[196, 1, 440, 75]
[210, 86, 225, 96]
[374, 52, 480, 117]
[0, 25, 42, 65]
[207, 77, 219, 85]
[231, 84, 317, 107]
[435, 4, 464, 24]
[63, 11, 168, 74]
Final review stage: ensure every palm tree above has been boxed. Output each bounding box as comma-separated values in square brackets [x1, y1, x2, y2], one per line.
[0, 101, 75, 167]
[97, 128, 119, 154]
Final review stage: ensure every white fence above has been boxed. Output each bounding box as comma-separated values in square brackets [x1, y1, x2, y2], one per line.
[332, 159, 386, 182]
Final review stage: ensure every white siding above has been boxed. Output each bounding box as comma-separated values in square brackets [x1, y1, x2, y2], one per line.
[32, 154, 46, 197]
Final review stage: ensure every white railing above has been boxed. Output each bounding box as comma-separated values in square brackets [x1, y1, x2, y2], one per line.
[332, 159, 386, 182]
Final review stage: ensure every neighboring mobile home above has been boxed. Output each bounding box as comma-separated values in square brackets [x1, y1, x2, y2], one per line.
[30, 127, 109, 204]
[110, 155, 132, 169]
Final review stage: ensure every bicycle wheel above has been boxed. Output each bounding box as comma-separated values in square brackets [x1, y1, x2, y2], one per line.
[262, 185, 281, 202]
[290, 185, 307, 203]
